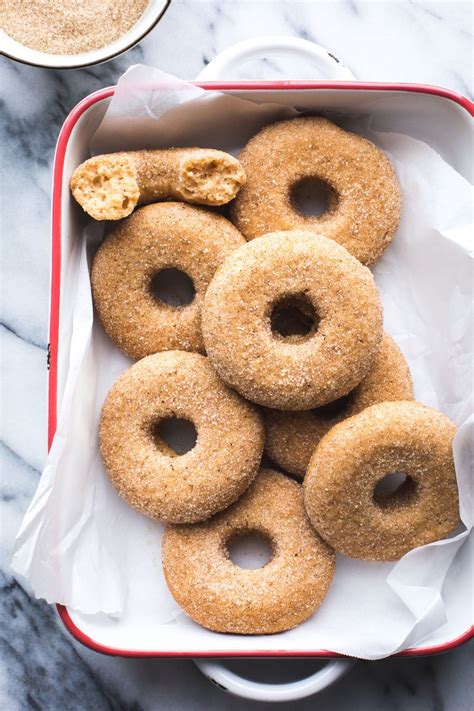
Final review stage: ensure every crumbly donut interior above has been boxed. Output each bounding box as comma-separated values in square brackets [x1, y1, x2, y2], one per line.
[70, 154, 139, 220]
[180, 155, 246, 206]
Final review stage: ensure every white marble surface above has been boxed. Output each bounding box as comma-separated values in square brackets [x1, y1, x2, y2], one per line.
[1, 1, 473, 708]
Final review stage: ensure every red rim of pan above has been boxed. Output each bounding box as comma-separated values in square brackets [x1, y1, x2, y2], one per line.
[51, 81, 474, 658]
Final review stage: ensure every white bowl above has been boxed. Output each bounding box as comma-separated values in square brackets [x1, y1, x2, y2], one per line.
[0, 0, 170, 69]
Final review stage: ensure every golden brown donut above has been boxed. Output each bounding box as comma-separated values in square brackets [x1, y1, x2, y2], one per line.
[70, 147, 246, 220]
[202, 230, 383, 410]
[304, 401, 459, 561]
[265, 334, 414, 478]
[162, 469, 335, 634]
[231, 117, 401, 265]
[91, 202, 245, 359]
[99, 351, 264, 524]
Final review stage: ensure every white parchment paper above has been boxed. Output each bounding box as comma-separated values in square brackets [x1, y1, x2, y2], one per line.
[12, 66, 473, 659]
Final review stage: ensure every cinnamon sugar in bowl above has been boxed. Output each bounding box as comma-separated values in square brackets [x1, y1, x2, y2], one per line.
[1, 0, 170, 69]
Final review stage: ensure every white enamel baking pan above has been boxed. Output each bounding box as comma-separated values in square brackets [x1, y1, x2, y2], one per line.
[49, 38, 473, 703]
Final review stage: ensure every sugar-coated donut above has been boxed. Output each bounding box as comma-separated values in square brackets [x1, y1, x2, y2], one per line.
[304, 401, 459, 561]
[202, 231, 383, 410]
[91, 202, 245, 360]
[71, 148, 246, 220]
[99, 351, 264, 524]
[265, 334, 414, 478]
[162, 469, 335, 634]
[231, 117, 401, 265]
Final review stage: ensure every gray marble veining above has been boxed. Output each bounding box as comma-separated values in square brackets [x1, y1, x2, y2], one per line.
[1, 1, 473, 708]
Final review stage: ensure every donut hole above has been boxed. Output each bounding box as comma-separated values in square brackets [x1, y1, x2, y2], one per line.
[373, 472, 418, 508]
[227, 530, 273, 570]
[151, 418, 197, 456]
[291, 177, 338, 218]
[270, 294, 319, 341]
[150, 268, 195, 307]
[316, 392, 354, 419]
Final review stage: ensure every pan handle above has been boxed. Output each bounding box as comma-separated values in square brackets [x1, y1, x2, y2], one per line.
[194, 658, 354, 703]
[195, 35, 356, 82]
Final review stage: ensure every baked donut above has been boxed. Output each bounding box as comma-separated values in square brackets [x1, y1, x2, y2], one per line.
[202, 231, 383, 410]
[91, 202, 245, 359]
[265, 334, 414, 478]
[162, 469, 335, 634]
[99, 351, 264, 524]
[304, 401, 459, 561]
[71, 147, 246, 220]
[231, 117, 401, 265]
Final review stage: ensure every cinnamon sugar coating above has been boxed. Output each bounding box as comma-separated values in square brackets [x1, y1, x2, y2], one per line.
[91, 202, 245, 359]
[162, 469, 335, 634]
[231, 116, 401, 265]
[304, 401, 459, 561]
[265, 334, 414, 478]
[202, 231, 383, 410]
[99, 351, 264, 524]
[70, 148, 246, 221]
